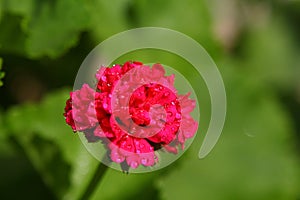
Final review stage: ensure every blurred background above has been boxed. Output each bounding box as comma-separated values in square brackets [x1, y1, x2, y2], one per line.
[0, 0, 300, 199]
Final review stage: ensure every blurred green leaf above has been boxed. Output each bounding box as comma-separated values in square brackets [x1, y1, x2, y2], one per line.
[0, 0, 89, 58]
[241, 19, 300, 92]
[0, 14, 27, 55]
[3, 0, 34, 17]
[130, 0, 217, 52]
[87, 0, 130, 41]
[0, 0, 34, 54]
[25, 0, 89, 58]
[5, 89, 100, 199]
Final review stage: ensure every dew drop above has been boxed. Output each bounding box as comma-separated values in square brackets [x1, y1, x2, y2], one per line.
[101, 76, 107, 82]
[130, 161, 138, 168]
[141, 158, 148, 165]
[103, 103, 108, 109]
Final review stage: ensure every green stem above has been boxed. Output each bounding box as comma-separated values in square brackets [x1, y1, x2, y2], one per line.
[79, 162, 109, 200]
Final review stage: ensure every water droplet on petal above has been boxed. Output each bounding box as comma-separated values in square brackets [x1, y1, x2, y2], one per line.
[141, 158, 148, 165]
[171, 127, 176, 131]
[130, 161, 138, 168]
[103, 103, 108, 109]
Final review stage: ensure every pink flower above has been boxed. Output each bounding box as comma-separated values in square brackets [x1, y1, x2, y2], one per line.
[64, 84, 98, 131]
[64, 61, 198, 170]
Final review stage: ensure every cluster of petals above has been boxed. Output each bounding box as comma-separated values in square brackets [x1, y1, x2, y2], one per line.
[64, 61, 198, 169]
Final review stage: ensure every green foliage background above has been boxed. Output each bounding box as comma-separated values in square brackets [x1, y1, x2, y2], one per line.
[0, 0, 300, 199]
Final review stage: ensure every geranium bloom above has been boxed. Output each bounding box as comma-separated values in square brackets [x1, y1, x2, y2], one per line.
[64, 61, 198, 169]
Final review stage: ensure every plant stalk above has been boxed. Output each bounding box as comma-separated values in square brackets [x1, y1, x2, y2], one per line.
[79, 162, 109, 200]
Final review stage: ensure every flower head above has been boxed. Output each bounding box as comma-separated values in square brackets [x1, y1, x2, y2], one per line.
[64, 61, 198, 170]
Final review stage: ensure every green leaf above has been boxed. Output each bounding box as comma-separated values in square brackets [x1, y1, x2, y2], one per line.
[86, 0, 130, 40]
[129, 0, 217, 53]
[25, 0, 90, 58]
[240, 19, 300, 91]
[0, 0, 33, 54]
[5, 89, 99, 199]
[3, 0, 34, 17]
[0, 14, 27, 55]
[0, 0, 90, 58]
